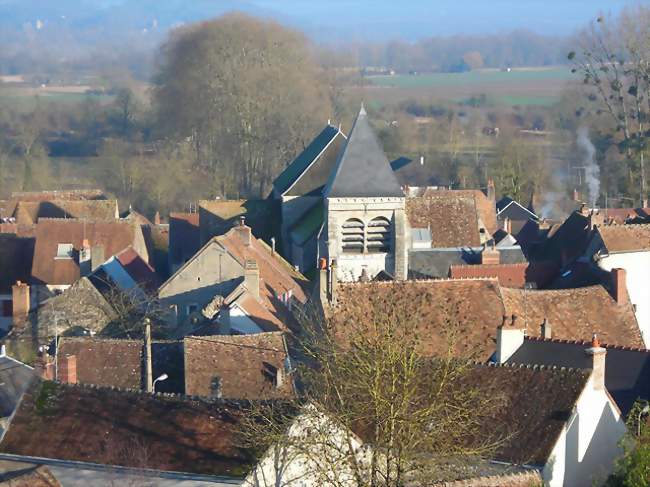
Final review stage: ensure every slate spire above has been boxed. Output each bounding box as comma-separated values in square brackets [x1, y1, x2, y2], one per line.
[325, 105, 404, 198]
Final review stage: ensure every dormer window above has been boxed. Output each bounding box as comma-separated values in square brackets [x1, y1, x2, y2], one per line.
[56, 243, 74, 259]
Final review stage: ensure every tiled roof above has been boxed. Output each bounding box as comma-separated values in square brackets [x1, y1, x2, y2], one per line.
[449, 262, 557, 288]
[115, 246, 160, 292]
[183, 333, 294, 399]
[461, 365, 590, 466]
[55, 337, 184, 393]
[273, 124, 341, 196]
[10, 190, 106, 201]
[409, 247, 527, 279]
[325, 106, 404, 198]
[11, 200, 118, 224]
[598, 224, 650, 253]
[0, 381, 254, 477]
[508, 336, 650, 417]
[331, 280, 505, 359]
[0, 464, 61, 486]
[31, 219, 140, 285]
[216, 227, 309, 332]
[500, 286, 644, 347]
[57, 337, 143, 390]
[601, 207, 650, 224]
[406, 190, 496, 248]
[0, 234, 34, 293]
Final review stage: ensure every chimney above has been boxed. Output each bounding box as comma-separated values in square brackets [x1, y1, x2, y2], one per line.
[495, 315, 525, 363]
[35, 356, 54, 380]
[154, 211, 161, 225]
[487, 178, 496, 202]
[60, 354, 77, 384]
[541, 318, 552, 339]
[145, 318, 153, 392]
[275, 365, 285, 389]
[12, 281, 30, 325]
[573, 188, 581, 202]
[235, 217, 252, 246]
[585, 334, 607, 391]
[319, 258, 328, 305]
[643, 198, 648, 209]
[481, 243, 500, 265]
[502, 217, 512, 235]
[244, 260, 260, 299]
[359, 267, 370, 282]
[79, 239, 91, 276]
[329, 260, 338, 305]
[91, 245, 104, 271]
[270, 237, 276, 255]
[610, 268, 627, 304]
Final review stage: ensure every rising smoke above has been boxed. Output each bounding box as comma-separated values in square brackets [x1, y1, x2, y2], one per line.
[577, 126, 600, 207]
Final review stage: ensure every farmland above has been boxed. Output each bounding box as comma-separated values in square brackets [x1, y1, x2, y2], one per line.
[360, 67, 578, 107]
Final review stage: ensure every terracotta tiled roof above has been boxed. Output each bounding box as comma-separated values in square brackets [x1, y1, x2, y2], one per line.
[115, 246, 160, 292]
[331, 280, 505, 359]
[10, 189, 106, 201]
[0, 381, 254, 477]
[406, 190, 496, 248]
[500, 286, 644, 347]
[460, 365, 590, 466]
[597, 224, 650, 253]
[10, 200, 118, 225]
[31, 219, 141, 285]
[216, 227, 309, 331]
[57, 337, 143, 390]
[184, 333, 294, 399]
[449, 262, 557, 288]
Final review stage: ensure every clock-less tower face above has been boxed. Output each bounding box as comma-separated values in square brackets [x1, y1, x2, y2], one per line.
[321, 106, 407, 282]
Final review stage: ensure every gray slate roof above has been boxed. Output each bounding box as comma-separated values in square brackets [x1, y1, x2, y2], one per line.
[408, 246, 526, 279]
[325, 106, 404, 198]
[507, 338, 650, 418]
[0, 355, 35, 417]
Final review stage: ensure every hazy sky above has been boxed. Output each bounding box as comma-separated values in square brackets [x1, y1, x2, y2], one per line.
[251, 0, 638, 39]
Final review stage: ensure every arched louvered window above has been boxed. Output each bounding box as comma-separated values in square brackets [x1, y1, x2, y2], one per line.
[366, 217, 391, 253]
[342, 218, 365, 253]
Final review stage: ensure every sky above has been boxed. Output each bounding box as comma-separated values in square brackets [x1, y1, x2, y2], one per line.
[249, 0, 639, 40]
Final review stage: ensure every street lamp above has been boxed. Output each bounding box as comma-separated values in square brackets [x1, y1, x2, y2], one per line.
[637, 404, 650, 437]
[153, 373, 168, 393]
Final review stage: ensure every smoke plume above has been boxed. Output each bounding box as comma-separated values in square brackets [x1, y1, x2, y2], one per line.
[577, 127, 600, 207]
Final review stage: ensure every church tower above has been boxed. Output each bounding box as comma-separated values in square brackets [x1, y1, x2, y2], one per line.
[322, 106, 407, 281]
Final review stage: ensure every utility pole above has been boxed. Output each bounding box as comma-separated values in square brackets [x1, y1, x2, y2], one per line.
[145, 318, 153, 393]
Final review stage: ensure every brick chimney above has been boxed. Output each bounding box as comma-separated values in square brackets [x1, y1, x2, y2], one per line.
[495, 315, 525, 363]
[244, 260, 260, 299]
[481, 243, 500, 265]
[502, 217, 512, 235]
[235, 216, 252, 246]
[12, 281, 30, 325]
[79, 238, 91, 276]
[154, 211, 161, 225]
[610, 268, 627, 304]
[60, 354, 77, 384]
[35, 355, 54, 380]
[585, 334, 606, 391]
[541, 318, 552, 339]
[573, 188, 581, 202]
[487, 178, 496, 201]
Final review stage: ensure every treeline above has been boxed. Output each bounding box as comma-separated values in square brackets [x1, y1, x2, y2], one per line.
[349, 30, 571, 72]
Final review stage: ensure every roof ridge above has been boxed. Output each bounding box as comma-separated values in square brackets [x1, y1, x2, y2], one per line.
[338, 277, 500, 288]
[478, 360, 590, 376]
[449, 263, 528, 269]
[524, 335, 650, 353]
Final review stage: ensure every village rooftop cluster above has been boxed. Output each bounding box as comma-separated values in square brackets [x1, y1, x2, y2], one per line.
[0, 107, 648, 486]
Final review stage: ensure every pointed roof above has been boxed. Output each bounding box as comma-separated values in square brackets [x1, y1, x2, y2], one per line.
[325, 106, 404, 198]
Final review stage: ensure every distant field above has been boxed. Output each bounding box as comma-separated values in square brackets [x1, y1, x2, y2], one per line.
[0, 85, 115, 112]
[361, 67, 578, 107]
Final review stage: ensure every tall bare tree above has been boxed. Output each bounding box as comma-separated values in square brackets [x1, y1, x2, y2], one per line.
[153, 14, 332, 198]
[569, 7, 650, 204]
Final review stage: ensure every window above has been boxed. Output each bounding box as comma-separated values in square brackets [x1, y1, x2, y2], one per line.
[55, 243, 74, 259]
[341, 218, 365, 253]
[366, 217, 391, 253]
[210, 376, 223, 398]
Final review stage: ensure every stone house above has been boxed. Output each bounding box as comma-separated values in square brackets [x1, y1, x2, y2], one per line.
[159, 221, 308, 336]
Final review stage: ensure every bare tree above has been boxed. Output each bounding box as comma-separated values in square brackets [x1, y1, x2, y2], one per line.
[569, 7, 650, 204]
[239, 286, 504, 486]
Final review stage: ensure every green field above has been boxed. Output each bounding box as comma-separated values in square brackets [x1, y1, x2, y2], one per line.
[362, 67, 577, 107]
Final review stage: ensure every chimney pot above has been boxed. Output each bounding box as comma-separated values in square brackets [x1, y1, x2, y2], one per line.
[585, 336, 607, 391]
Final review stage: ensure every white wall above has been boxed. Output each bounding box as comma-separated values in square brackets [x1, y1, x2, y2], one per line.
[543, 376, 626, 487]
[597, 251, 650, 347]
